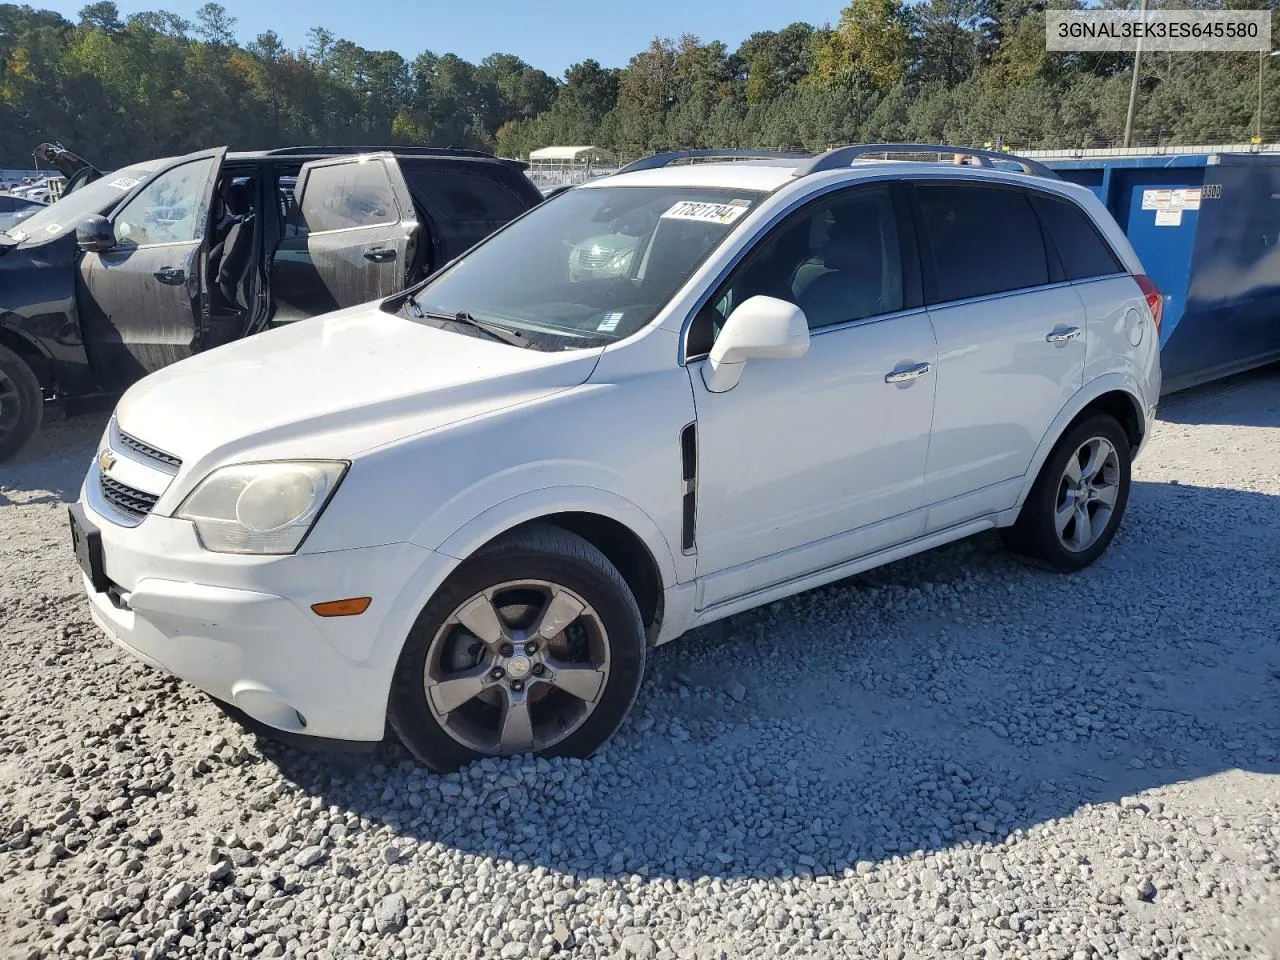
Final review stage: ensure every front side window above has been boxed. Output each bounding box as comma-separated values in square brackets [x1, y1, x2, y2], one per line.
[917, 183, 1048, 303]
[689, 185, 904, 355]
[296, 160, 398, 234]
[401, 185, 765, 350]
[5, 162, 157, 244]
[114, 157, 216, 247]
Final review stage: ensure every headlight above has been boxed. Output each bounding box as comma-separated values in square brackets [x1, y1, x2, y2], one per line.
[176, 461, 347, 555]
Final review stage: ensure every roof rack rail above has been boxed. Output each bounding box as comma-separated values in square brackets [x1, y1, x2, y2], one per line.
[618, 149, 811, 174]
[261, 145, 501, 160]
[794, 143, 1060, 180]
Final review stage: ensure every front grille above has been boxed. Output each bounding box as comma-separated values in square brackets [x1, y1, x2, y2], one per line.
[575, 246, 612, 269]
[99, 474, 160, 520]
[117, 430, 182, 470]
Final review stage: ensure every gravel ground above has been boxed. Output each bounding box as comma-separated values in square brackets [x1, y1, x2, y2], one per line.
[1, 372, 1279, 960]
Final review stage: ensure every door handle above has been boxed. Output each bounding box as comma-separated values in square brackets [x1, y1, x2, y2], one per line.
[884, 362, 932, 384]
[153, 267, 185, 284]
[364, 248, 397, 263]
[1046, 326, 1082, 344]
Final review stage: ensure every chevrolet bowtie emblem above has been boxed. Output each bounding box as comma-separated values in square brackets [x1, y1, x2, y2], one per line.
[98, 449, 117, 473]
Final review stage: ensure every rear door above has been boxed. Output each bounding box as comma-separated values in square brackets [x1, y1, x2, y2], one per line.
[76, 146, 225, 391]
[912, 180, 1087, 530]
[270, 154, 419, 322]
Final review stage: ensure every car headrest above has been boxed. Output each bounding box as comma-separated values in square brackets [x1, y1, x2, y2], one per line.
[223, 182, 253, 217]
[824, 212, 882, 273]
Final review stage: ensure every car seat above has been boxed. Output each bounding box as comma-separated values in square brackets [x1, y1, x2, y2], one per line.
[796, 207, 886, 328]
[208, 182, 256, 311]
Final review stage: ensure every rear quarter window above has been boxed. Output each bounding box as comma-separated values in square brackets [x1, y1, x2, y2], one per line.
[1033, 194, 1124, 281]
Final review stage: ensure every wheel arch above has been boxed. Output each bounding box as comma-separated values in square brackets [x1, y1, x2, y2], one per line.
[1012, 376, 1148, 513]
[1078, 389, 1144, 452]
[431, 487, 678, 644]
[0, 323, 52, 391]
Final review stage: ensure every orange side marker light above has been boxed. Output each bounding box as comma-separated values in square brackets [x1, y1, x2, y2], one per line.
[311, 597, 372, 617]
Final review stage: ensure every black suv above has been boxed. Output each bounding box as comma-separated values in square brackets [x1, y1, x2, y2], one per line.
[0, 145, 543, 460]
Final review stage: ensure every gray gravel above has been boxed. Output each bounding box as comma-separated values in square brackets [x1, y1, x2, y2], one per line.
[2, 371, 1279, 959]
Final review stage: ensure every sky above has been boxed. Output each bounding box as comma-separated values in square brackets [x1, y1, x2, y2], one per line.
[37, 0, 845, 76]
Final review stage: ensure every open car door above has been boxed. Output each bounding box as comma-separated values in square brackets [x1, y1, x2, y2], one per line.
[270, 153, 421, 322]
[76, 147, 226, 391]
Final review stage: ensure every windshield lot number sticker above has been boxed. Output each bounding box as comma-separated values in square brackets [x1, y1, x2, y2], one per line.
[662, 199, 751, 225]
[107, 176, 140, 191]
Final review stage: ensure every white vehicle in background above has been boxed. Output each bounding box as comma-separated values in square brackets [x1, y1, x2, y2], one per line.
[72, 144, 1162, 771]
[0, 193, 44, 231]
[9, 175, 65, 204]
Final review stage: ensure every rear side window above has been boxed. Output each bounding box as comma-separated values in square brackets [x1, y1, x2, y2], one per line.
[1033, 194, 1124, 280]
[297, 160, 398, 233]
[917, 184, 1048, 302]
[399, 164, 530, 223]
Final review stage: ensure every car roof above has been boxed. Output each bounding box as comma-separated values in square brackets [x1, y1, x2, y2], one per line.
[115, 157, 171, 173]
[586, 158, 1072, 196]
[225, 146, 528, 170]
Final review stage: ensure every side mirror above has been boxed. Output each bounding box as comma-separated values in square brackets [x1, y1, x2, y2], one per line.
[703, 295, 810, 393]
[76, 215, 115, 253]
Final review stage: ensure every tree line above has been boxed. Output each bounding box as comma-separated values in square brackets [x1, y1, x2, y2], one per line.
[1, 0, 1277, 170]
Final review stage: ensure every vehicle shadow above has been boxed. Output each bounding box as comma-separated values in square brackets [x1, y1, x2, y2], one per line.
[0, 413, 106, 505]
[257, 477, 1280, 881]
[1158, 361, 1280, 427]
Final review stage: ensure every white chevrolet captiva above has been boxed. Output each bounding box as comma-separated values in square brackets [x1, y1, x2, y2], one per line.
[72, 145, 1163, 770]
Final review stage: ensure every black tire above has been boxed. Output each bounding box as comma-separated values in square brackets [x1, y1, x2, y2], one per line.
[389, 523, 647, 772]
[0, 344, 43, 464]
[1002, 413, 1132, 572]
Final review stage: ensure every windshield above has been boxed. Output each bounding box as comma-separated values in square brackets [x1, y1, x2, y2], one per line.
[400, 185, 765, 349]
[7, 163, 156, 243]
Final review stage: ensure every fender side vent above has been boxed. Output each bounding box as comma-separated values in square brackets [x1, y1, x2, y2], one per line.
[680, 422, 697, 552]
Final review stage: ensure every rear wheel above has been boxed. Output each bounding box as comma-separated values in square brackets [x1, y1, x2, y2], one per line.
[1002, 413, 1131, 572]
[0, 344, 42, 464]
[389, 524, 646, 771]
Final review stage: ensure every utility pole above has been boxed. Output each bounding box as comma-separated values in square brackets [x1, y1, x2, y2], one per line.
[1258, 51, 1280, 145]
[1123, 0, 1148, 148]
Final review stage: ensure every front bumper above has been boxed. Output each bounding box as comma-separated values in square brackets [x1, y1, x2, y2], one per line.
[76, 496, 456, 742]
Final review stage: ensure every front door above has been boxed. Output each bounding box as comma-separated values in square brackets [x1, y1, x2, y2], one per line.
[76, 147, 226, 391]
[910, 182, 1086, 528]
[270, 154, 420, 322]
[688, 183, 938, 609]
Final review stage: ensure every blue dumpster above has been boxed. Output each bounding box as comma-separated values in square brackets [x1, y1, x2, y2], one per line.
[1042, 153, 1280, 394]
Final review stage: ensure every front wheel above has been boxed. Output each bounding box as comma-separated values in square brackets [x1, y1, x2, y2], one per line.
[388, 524, 647, 771]
[1002, 413, 1132, 572]
[0, 344, 43, 464]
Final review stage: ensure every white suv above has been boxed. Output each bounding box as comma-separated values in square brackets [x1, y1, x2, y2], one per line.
[71, 144, 1162, 770]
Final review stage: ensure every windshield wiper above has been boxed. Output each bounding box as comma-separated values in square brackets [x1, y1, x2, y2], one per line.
[407, 294, 532, 348]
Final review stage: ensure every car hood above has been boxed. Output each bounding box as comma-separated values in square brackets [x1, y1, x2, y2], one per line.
[114, 304, 603, 468]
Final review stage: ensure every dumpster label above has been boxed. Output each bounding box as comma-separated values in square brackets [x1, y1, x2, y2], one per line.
[1142, 187, 1199, 225]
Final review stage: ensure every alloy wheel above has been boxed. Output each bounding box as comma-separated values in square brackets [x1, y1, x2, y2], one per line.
[423, 579, 611, 756]
[1055, 436, 1120, 552]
